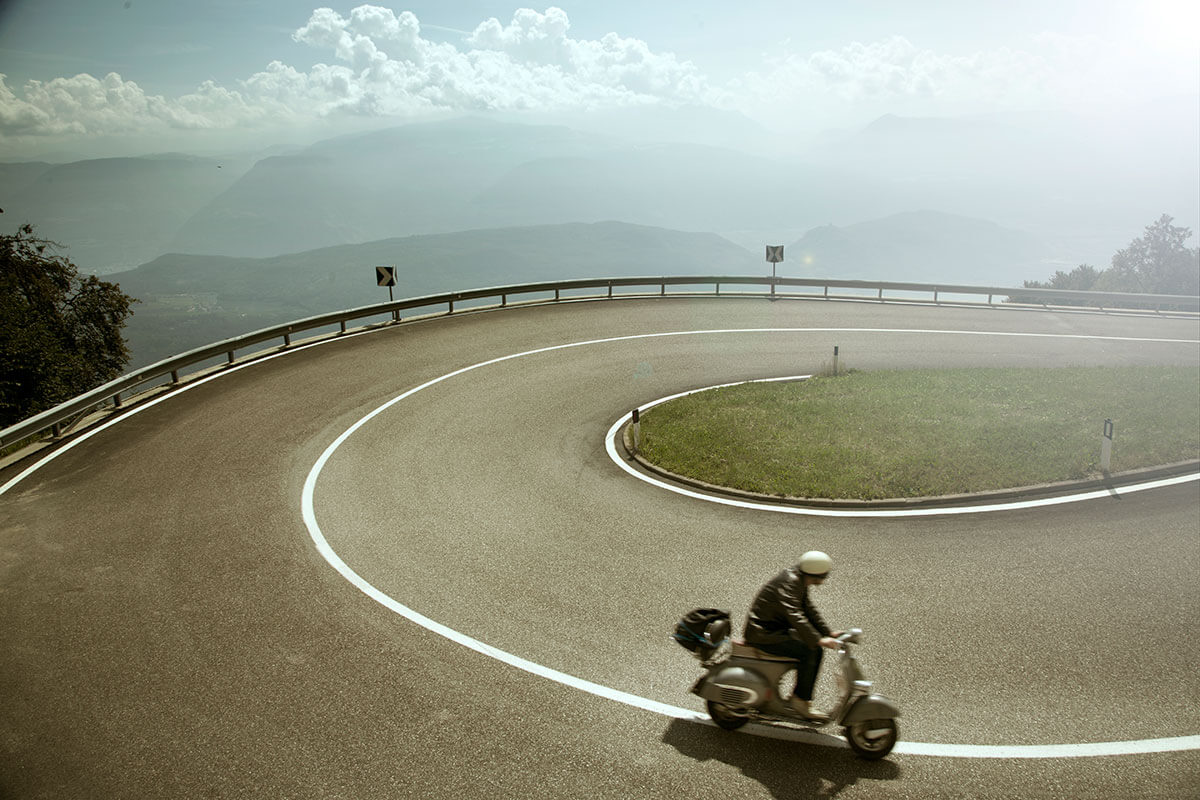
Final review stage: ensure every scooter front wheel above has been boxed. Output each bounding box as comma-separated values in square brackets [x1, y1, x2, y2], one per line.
[844, 719, 898, 760]
[706, 700, 750, 731]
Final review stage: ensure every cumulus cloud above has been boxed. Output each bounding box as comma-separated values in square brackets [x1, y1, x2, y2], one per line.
[730, 33, 1154, 125]
[286, 5, 710, 113]
[0, 5, 1173, 146]
[0, 72, 256, 137]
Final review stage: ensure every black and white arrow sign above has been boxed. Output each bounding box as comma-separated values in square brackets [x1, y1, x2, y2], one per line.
[376, 266, 397, 287]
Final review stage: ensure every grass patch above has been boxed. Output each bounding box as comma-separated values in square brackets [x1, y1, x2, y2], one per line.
[637, 367, 1200, 500]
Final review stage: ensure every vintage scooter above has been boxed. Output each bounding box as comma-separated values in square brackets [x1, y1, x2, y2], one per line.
[674, 610, 900, 759]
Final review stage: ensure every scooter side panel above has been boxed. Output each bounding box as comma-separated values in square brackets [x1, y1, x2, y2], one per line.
[691, 665, 773, 707]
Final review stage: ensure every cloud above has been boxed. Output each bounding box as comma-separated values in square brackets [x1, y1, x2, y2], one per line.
[730, 33, 1177, 126]
[0, 6, 717, 143]
[0, 5, 1188, 147]
[289, 5, 711, 111]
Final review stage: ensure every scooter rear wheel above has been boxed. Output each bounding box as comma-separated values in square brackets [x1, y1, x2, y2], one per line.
[706, 700, 750, 731]
[844, 719, 898, 760]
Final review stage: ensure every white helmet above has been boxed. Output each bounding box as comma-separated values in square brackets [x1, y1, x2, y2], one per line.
[798, 550, 833, 577]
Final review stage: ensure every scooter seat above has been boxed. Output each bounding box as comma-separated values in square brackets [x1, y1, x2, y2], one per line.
[731, 641, 797, 662]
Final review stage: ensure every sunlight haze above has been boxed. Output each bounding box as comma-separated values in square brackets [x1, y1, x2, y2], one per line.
[0, 1, 1196, 372]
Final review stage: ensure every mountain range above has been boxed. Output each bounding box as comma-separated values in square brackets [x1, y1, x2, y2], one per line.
[3, 108, 1195, 368]
[112, 214, 1054, 369]
[5, 108, 1195, 276]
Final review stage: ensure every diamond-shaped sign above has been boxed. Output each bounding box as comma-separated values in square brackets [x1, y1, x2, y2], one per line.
[376, 266, 397, 287]
[765, 245, 784, 263]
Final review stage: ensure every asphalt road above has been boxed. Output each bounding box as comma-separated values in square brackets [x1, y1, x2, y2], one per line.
[2, 296, 1198, 799]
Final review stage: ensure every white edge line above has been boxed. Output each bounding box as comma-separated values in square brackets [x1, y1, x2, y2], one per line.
[300, 329, 1200, 759]
[605, 387, 1200, 519]
[5, 324, 1197, 758]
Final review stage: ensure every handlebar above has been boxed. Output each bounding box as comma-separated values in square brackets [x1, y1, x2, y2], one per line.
[837, 628, 863, 645]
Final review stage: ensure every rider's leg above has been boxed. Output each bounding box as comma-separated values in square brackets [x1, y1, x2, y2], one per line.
[750, 640, 827, 717]
[792, 646, 824, 702]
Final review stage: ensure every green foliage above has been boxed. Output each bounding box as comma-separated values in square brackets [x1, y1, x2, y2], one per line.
[0, 225, 136, 427]
[1100, 214, 1200, 295]
[1024, 214, 1199, 296]
[1023, 263, 1101, 291]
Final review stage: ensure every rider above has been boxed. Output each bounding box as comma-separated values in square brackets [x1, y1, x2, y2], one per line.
[744, 550, 843, 720]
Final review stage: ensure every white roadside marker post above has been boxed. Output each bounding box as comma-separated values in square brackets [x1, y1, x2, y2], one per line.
[632, 408, 641, 454]
[833, 345, 839, 376]
[1101, 419, 1114, 474]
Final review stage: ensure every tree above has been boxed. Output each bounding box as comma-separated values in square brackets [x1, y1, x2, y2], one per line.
[1022, 214, 1200, 298]
[1098, 214, 1200, 295]
[1, 225, 136, 428]
[1023, 263, 1101, 291]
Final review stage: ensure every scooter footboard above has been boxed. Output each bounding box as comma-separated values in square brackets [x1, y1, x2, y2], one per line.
[842, 695, 900, 725]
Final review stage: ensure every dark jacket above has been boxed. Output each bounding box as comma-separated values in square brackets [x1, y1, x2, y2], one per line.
[744, 567, 832, 649]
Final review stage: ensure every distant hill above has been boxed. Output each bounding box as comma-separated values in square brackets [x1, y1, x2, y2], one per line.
[809, 108, 1199, 265]
[787, 211, 1054, 285]
[113, 221, 762, 368]
[0, 161, 55, 200]
[465, 142, 902, 234]
[12, 111, 1193, 277]
[167, 118, 614, 258]
[2, 155, 246, 273]
[167, 116, 923, 260]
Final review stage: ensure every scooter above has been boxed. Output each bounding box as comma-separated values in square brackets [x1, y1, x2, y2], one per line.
[676, 612, 900, 759]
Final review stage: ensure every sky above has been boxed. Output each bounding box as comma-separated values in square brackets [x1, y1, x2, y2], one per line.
[0, 1, 1197, 160]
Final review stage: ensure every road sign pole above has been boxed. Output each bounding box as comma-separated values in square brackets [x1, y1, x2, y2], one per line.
[766, 245, 783, 299]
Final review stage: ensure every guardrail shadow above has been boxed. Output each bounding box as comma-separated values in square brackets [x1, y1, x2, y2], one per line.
[661, 718, 900, 799]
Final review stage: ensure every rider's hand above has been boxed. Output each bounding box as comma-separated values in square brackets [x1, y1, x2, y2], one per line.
[818, 637, 841, 650]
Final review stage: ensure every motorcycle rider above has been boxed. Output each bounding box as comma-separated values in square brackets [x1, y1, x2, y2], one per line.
[744, 551, 843, 721]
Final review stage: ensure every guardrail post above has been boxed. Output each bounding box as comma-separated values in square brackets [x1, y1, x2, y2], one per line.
[555, 289, 560, 301]
[716, 282, 721, 296]
[449, 299, 455, 313]
[227, 350, 235, 364]
[171, 369, 179, 384]
[112, 392, 122, 408]
[933, 290, 940, 304]
[878, 288, 884, 301]
[284, 333, 291, 347]
[661, 283, 666, 296]
[502, 294, 508, 307]
[339, 320, 347, 334]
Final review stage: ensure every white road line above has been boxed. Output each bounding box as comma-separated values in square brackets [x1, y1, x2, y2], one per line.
[5, 323, 1196, 758]
[605, 389, 1199, 519]
[299, 328, 1200, 759]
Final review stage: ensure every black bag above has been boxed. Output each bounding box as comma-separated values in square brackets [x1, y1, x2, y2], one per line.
[673, 608, 730, 657]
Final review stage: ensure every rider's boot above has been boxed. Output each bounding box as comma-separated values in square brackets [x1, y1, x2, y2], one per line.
[789, 697, 829, 722]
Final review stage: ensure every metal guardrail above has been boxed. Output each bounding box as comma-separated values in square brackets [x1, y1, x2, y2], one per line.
[2, 274, 1197, 450]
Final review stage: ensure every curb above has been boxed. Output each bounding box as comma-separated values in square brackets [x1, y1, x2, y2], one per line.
[620, 423, 1199, 510]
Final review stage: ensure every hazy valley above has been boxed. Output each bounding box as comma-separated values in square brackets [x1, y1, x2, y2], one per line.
[4, 107, 1196, 369]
